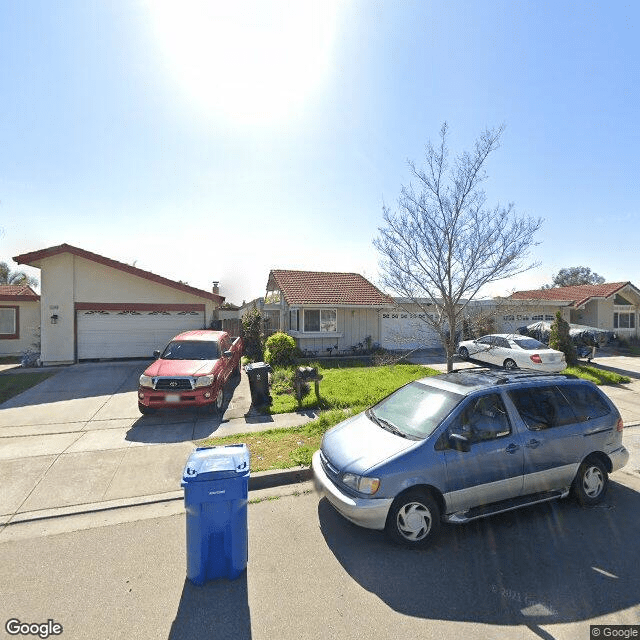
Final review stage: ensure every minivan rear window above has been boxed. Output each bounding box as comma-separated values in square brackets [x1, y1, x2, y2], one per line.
[371, 382, 462, 439]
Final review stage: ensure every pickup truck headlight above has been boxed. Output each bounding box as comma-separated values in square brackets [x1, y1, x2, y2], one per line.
[139, 375, 154, 388]
[194, 375, 215, 388]
[342, 473, 380, 495]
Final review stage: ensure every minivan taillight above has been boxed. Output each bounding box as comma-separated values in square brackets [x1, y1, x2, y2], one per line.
[530, 354, 542, 364]
[617, 417, 624, 432]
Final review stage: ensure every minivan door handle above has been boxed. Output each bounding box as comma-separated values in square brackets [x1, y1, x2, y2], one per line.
[526, 439, 541, 449]
[505, 443, 520, 454]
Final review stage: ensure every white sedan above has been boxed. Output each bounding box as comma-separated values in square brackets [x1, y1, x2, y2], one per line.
[457, 334, 567, 372]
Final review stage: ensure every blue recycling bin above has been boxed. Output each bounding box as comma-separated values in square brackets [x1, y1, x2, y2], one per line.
[181, 444, 250, 585]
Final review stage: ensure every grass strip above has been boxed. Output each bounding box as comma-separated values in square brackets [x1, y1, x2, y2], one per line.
[0, 372, 54, 404]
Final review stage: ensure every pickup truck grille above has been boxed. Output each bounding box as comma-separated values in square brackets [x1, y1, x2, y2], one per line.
[154, 378, 193, 391]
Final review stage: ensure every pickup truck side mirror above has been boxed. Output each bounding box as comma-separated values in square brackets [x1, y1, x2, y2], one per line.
[448, 432, 471, 452]
[153, 350, 161, 359]
[223, 349, 233, 358]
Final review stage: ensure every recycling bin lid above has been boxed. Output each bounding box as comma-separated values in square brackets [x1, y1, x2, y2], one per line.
[183, 444, 250, 483]
[245, 362, 272, 372]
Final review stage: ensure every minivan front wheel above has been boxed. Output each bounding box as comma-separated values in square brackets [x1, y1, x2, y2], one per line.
[385, 490, 440, 548]
[573, 459, 608, 505]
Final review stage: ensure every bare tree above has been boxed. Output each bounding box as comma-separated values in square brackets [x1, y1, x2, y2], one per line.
[374, 123, 542, 372]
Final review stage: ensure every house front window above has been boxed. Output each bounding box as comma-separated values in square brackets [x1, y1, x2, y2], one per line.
[304, 309, 337, 332]
[614, 312, 635, 329]
[290, 309, 299, 331]
[0, 306, 18, 339]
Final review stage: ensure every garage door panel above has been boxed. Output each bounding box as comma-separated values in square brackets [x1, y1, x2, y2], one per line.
[381, 312, 440, 350]
[77, 310, 204, 359]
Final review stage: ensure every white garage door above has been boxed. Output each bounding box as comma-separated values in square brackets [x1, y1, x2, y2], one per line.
[77, 309, 205, 359]
[381, 312, 440, 350]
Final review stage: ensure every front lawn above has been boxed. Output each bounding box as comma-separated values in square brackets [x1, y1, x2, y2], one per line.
[564, 364, 630, 385]
[0, 372, 54, 404]
[267, 361, 437, 414]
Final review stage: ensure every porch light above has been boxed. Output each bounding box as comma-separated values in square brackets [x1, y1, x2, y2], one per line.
[50, 314, 59, 325]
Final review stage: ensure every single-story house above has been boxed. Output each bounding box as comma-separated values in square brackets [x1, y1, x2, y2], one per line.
[13, 244, 224, 365]
[504, 282, 640, 338]
[264, 269, 395, 353]
[0, 285, 41, 357]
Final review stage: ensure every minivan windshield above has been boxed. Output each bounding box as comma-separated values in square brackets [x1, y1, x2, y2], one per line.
[369, 382, 462, 439]
[160, 340, 219, 360]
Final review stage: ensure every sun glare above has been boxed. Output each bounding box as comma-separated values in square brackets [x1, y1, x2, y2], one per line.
[146, 0, 340, 126]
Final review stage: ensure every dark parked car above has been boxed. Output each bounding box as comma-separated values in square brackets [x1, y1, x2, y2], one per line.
[313, 369, 628, 547]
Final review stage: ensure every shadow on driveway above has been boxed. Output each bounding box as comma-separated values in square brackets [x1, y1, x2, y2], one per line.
[318, 481, 640, 628]
[125, 375, 246, 444]
[169, 574, 251, 640]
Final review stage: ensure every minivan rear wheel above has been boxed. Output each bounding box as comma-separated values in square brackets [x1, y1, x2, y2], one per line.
[385, 490, 440, 548]
[573, 459, 608, 505]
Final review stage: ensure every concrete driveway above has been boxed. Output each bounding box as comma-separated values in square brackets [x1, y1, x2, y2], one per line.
[0, 361, 312, 524]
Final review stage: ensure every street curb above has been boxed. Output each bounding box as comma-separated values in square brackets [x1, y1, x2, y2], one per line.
[1, 467, 314, 527]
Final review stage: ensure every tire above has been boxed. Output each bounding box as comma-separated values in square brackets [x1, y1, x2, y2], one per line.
[205, 387, 225, 415]
[385, 490, 440, 548]
[573, 459, 608, 506]
[138, 402, 155, 415]
[459, 347, 469, 360]
[503, 358, 518, 370]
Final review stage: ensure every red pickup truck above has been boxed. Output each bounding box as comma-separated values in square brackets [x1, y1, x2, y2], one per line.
[137, 330, 243, 415]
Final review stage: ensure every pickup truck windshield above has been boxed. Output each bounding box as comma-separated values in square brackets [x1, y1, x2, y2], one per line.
[371, 381, 462, 439]
[161, 340, 220, 360]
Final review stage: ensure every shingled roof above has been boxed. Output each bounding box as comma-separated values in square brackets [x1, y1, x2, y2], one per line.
[267, 270, 394, 306]
[510, 282, 635, 308]
[0, 285, 39, 301]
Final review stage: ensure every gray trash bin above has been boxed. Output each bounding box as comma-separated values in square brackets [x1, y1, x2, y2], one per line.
[181, 444, 250, 584]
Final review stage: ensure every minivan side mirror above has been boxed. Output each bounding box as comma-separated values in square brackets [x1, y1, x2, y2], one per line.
[448, 432, 471, 452]
[153, 350, 161, 359]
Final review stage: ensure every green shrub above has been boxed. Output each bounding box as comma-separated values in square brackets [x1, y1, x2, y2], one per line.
[264, 332, 298, 367]
[549, 311, 577, 365]
[241, 307, 263, 361]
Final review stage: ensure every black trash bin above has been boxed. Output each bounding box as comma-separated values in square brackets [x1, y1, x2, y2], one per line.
[245, 362, 272, 406]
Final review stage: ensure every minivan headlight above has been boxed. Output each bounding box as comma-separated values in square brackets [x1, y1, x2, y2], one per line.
[194, 375, 215, 388]
[139, 374, 153, 388]
[342, 473, 380, 495]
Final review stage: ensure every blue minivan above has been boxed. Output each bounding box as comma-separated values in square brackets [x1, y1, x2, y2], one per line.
[312, 369, 629, 547]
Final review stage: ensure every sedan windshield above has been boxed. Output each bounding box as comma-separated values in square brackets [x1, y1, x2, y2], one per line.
[512, 338, 547, 350]
[370, 382, 462, 439]
[161, 340, 219, 360]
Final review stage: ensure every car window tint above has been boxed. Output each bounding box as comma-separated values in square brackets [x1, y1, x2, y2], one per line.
[513, 338, 546, 350]
[448, 393, 511, 443]
[496, 338, 510, 348]
[508, 386, 576, 430]
[557, 384, 611, 421]
[477, 337, 492, 345]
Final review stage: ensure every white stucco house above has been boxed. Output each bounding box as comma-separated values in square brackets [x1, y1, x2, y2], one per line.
[13, 244, 224, 365]
[0, 285, 41, 357]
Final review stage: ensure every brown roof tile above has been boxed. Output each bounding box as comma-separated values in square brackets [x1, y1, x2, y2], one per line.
[268, 270, 393, 306]
[510, 282, 632, 307]
[0, 284, 39, 299]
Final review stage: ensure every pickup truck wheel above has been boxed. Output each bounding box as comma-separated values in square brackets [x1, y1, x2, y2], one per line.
[205, 388, 225, 415]
[573, 459, 608, 506]
[138, 402, 155, 415]
[385, 490, 440, 548]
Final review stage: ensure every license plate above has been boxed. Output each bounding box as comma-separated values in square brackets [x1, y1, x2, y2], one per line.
[165, 394, 181, 403]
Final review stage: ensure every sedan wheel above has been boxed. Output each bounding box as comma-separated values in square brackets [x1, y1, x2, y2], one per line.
[574, 459, 608, 505]
[503, 358, 518, 370]
[459, 346, 469, 360]
[385, 491, 440, 548]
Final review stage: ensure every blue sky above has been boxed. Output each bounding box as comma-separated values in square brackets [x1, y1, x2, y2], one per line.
[1, 1, 638, 304]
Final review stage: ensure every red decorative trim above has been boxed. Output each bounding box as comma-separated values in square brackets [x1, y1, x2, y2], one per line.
[13, 243, 224, 305]
[0, 305, 19, 340]
[0, 295, 40, 302]
[75, 302, 205, 312]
